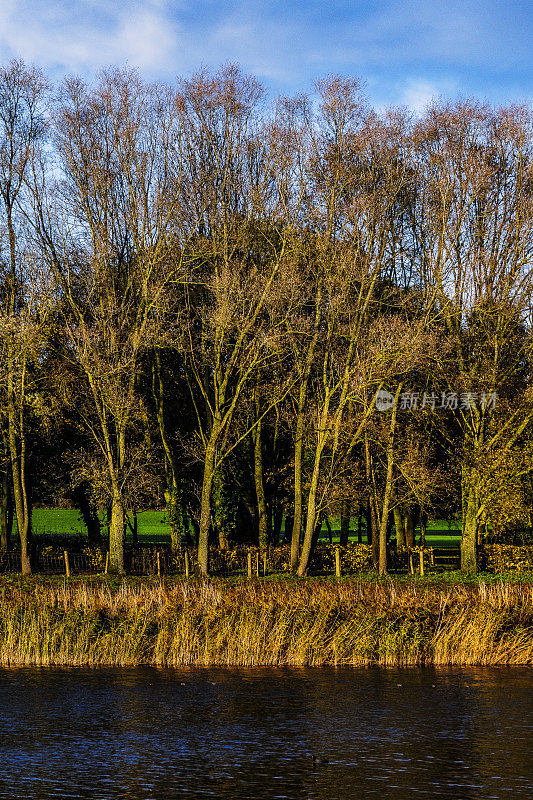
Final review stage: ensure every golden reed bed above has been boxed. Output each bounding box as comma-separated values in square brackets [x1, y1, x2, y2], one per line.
[0, 580, 532, 667]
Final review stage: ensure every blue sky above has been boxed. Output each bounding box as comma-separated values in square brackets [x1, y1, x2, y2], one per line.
[0, 0, 531, 111]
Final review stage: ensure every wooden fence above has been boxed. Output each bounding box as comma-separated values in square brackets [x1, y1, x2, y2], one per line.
[0, 542, 450, 577]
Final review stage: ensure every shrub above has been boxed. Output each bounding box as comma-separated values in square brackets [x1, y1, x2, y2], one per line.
[483, 544, 533, 573]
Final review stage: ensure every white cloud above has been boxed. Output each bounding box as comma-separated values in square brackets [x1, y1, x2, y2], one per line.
[0, 0, 528, 109]
[400, 79, 442, 113]
[0, 1, 181, 76]
[203, 14, 304, 83]
[113, 8, 178, 70]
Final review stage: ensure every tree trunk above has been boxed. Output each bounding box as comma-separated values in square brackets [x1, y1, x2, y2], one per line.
[364, 502, 372, 546]
[0, 468, 10, 552]
[290, 290, 321, 571]
[108, 484, 125, 575]
[153, 351, 184, 553]
[379, 499, 391, 575]
[312, 514, 324, 552]
[370, 497, 380, 569]
[393, 508, 405, 548]
[212, 467, 232, 551]
[297, 465, 319, 576]
[297, 397, 331, 577]
[461, 483, 478, 572]
[405, 511, 415, 548]
[75, 489, 101, 544]
[290, 409, 306, 570]
[8, 399, 31, 574]
[378, 386, 400, 575]
[325, 515, 333, 543]
[252, 414, 268, 554]
[166, 477, 187, 552]
[419, 509, 427, 547]
[6, 204, 31, 574]
[365, 434, 380, 568]
[297, 439, 326, 577]
[198, 439, 217, 575]
[339, 500, 351, 546]
[130, 509, 138, 543]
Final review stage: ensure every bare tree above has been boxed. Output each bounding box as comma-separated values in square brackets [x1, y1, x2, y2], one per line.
[175, 66, 293, 574]
[34, 69, 182, 573]
[411, 101, 533, 570]
[0, 60, 47, 572]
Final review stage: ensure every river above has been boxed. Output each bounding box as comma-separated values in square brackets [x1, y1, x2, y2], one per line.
[0, 667, 531, 798]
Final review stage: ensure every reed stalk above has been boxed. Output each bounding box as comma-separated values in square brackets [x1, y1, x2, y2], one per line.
[0, 580, 531, 666]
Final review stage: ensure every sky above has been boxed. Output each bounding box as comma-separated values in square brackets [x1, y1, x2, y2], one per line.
[0, 0, 531, 112]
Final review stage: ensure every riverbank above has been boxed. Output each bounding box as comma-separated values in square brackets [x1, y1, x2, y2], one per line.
[0, 578, 532, 667]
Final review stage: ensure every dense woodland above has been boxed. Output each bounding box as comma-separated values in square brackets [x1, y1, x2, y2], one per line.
[1, 60, 533, 576]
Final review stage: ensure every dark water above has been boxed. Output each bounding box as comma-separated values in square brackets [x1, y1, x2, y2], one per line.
[0, 667, 531, 799]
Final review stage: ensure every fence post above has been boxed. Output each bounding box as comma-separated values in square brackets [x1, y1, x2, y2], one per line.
[104, 552, 109, 574]
[64, 550, 70, 578]
[335, 547, 341, 578]
[409, 551, 414, 575]
[247, 551, 252, 579]
[184, 549, 190, 578]
[262, 553, 268, 576]
[255, 552, 260, 577]
[419, 550, 424, 577]
[157, 550, 161, 578]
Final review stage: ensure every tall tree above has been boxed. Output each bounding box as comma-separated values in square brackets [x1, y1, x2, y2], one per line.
[411, 102, 533, 570]
[34, 69, 181, 573]
[176, 66, 292, 574]
[0, 60, 47, 573]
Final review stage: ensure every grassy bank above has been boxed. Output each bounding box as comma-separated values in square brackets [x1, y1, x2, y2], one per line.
[0, 579, 531, 667]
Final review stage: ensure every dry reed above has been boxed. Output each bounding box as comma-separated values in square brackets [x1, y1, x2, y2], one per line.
[0, 580, 531, 666]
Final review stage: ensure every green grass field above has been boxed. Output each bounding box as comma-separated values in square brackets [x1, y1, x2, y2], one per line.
[25, 508, 462, 549]
[315, 517, 461, 549]
[29, 508, 171, 539]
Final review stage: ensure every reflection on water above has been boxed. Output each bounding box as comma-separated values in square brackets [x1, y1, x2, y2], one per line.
[0, 666, 531, 799]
